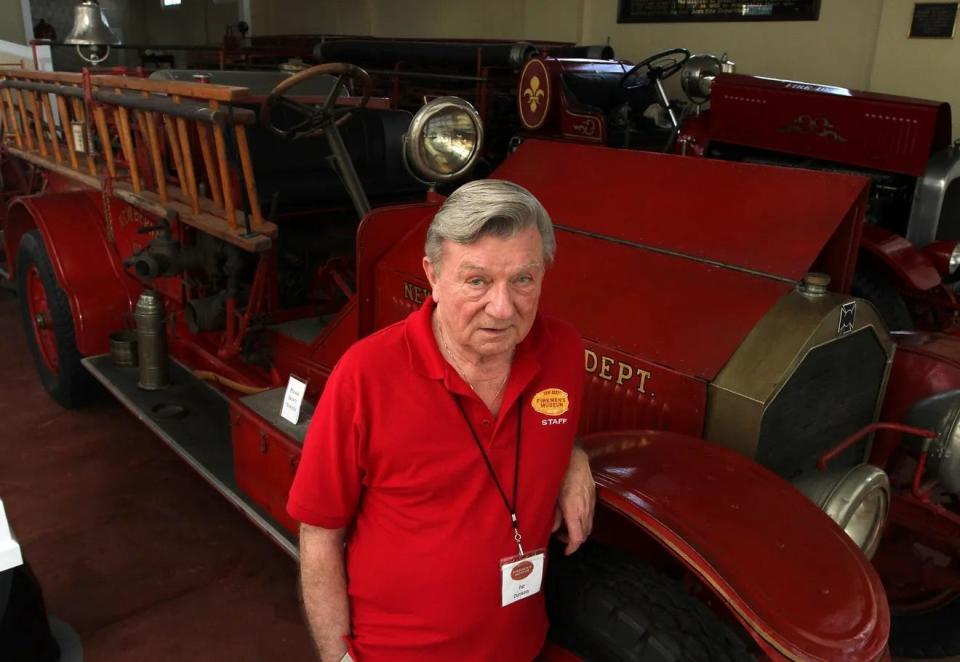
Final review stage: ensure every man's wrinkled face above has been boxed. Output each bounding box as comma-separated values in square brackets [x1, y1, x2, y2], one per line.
[423, 225, 545, 361]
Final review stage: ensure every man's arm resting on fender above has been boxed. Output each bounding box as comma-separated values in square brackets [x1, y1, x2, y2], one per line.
[553, 444, 596, 555]
[299, 523, 352, 661]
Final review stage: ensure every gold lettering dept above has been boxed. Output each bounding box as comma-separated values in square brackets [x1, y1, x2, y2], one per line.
[584, 349, 652, 394]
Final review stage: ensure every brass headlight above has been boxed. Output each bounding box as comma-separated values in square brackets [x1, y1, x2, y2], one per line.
[405, 97, 483, 183]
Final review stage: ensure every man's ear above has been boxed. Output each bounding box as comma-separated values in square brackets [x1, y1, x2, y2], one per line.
[422, 257, 439, 302]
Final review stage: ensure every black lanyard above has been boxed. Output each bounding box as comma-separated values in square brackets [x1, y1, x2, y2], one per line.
[452, 395, 526, 555]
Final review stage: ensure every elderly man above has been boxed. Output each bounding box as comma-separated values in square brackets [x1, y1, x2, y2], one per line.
[287, 179, 594, 661]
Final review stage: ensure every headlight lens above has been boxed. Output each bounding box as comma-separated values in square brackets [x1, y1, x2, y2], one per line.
[793, 464, 890, 558]
[405, 97, 483, 183]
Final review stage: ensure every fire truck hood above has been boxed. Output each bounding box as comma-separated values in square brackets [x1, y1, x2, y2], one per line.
[709, 73, 952, 177]
[493, 139, 869, 380]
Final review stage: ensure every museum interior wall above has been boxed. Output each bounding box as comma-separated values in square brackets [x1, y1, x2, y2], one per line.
[247, 0, 959, 141]
[143, 0, 237, 46]
[870, 0, 960, 127]
[0, 0, 24, 46]
[2, 0, 958, 136]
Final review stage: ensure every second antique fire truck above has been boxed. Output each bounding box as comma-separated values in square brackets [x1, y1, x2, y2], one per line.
[1, 58, 958, 659]
[510, 46, 960, 339]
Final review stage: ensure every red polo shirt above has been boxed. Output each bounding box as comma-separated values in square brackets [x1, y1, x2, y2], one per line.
[288, 298, 583, 661]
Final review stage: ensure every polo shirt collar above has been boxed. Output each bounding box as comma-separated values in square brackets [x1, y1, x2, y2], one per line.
[405, 297, 547, 402]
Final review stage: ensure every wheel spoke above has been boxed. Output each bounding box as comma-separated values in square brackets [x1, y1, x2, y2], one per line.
[323, 75, 346, 112]
[276, 95, 319, 119]
[26, 266, 59, 374]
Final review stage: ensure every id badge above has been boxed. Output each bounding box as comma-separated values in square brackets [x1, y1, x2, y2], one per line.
[500, 548, 546, 607]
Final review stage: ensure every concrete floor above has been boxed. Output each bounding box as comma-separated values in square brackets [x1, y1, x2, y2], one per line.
[0, 289, 317, 660]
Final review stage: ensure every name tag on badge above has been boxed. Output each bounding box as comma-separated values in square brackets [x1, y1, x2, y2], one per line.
[500, 549, 546, 607]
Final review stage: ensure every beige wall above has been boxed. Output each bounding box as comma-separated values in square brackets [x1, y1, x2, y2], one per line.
[249, 0, 883, 86]
[246, 0, 959, 137]
[870, 0, 960, 137]
[250, 0, 369, 36]
[0, 0, 25, 45]
[581, 0, 884, 89]
[145, 0, 239, 45]
[371, 1, 524, 39]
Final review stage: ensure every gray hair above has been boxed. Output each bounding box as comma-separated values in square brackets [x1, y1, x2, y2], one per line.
[424, 179, 556, 268]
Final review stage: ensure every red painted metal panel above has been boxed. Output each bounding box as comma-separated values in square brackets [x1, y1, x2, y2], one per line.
[541, 229, 793, 380]
[373, 202, 790, 382]
[587, 430, 890, 662]
[493, 139, 869, 284]
[579, 341, 704, 438]
[231, 403, 301, 535]
[357, 200, 441, 336]
[708, 74, 952, 177]
[8, 191, 140, 356]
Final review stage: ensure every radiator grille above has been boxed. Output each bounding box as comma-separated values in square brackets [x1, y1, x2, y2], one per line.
[756, 328, 887, 479]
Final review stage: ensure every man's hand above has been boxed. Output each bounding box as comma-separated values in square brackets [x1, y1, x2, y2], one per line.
[552, 445, 595, 555]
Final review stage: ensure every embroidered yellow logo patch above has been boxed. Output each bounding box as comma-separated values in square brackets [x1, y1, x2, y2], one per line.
[531, 388, 569, 416]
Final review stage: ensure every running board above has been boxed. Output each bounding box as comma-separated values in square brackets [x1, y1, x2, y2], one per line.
[82, 354, 298, 558]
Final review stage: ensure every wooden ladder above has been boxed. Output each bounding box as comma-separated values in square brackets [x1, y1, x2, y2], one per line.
[0, 70, 277, 252]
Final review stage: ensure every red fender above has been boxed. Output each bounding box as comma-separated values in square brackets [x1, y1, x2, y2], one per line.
[584, 430, 889, 661]
[5, 191, 139, 356]
[859, 224, 941, 291]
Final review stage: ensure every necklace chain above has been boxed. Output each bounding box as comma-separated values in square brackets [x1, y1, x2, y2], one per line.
[436, 317, 509, 402]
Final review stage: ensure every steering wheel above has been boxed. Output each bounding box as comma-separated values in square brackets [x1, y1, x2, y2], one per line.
[621, 48, 690, 91]
[260, 62, 372, 141]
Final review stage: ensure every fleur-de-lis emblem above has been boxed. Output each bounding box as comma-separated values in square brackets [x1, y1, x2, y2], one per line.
[523, 76, 545, 113]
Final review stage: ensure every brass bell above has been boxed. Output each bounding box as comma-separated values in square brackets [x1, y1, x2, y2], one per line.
[64, 0, 121, 47]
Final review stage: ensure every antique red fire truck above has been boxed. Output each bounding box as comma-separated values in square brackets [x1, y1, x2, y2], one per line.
[511, 47, 960, 337]
[2, 59, 958, 659]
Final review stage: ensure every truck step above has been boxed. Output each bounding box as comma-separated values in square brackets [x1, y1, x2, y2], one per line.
[82, 354, 297, 557]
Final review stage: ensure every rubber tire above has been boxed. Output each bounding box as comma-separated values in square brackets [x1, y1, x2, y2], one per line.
[890, 596, 960, 659]
[852, 270, 914, 331]
[547, 543, 755, 662]
[15, 230, 93, 408]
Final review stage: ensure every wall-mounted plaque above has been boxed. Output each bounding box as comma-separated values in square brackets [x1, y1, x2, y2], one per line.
[617, 0, 821, 23]
[909, 2, 958, 38]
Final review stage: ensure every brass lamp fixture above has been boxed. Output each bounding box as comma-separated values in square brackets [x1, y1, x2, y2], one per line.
[64, 0, 121, 65]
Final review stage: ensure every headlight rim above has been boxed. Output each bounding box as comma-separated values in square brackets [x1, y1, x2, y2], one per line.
[793, 463, 890, 559]
[820, 464, 889, 559]
[405, 96, 483, 184]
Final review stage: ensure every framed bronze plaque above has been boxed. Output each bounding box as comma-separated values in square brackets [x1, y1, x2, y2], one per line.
[617, 0, 821, 23]
[909, 2, 958, 38]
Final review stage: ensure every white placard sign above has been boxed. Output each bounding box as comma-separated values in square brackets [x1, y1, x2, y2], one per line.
[71, 122, 86, 153]
[280, 375, 307, 424]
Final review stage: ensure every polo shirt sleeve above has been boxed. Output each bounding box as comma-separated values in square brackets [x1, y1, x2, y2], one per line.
[287, 353, 366, 529]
